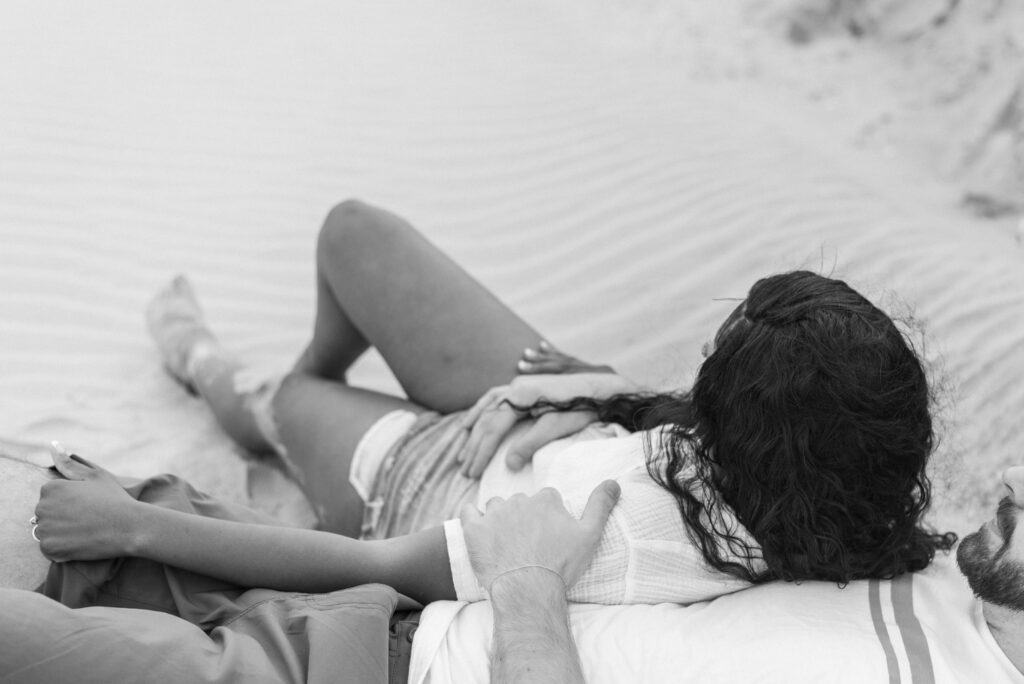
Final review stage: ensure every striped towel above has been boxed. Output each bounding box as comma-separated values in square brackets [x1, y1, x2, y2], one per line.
[410, 551, 1024, 683]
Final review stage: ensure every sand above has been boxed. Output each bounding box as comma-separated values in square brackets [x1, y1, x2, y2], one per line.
[1, 0, 1022, 557]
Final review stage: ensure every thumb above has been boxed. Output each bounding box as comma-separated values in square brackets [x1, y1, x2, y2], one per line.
[580, 480, 621, 533]
[50, 441, 93, 480]
[49, 441, 108, 481]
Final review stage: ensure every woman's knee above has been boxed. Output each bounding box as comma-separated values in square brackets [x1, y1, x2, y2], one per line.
[318, 199, 411, 266]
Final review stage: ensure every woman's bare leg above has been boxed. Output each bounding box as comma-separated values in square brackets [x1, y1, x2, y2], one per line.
[148, 200, 551, 533]
[268, 374, 423, 536]
[147, 281, 423, 535]
[147, 277, 275, 454]
[294, 199, 546, 413]
[150, 199, 544, 446]
[276, 200, 553, 533]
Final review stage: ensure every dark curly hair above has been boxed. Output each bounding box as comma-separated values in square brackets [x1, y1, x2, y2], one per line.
[525, 271, 956, 585]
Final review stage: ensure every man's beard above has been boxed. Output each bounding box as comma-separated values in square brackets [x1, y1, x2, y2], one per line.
[957, 530, 1024, 611]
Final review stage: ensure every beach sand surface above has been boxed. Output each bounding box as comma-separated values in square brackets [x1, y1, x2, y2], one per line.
[1, 1, 1022, 566]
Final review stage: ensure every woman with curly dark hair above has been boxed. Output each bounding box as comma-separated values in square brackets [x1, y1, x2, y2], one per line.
[521, 270, 956, 585]
[33, 200, 955, 607]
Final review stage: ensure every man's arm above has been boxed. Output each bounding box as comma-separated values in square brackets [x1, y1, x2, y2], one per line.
[460, 481, 621, 684]
[490, 568, 582, 683]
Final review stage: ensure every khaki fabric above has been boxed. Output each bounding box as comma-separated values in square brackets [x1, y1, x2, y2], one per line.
[1, 584, 401, 684]
[1, 474, 411, 684]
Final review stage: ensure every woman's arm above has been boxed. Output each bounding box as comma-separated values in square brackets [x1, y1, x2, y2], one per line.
[33, 447, 456, 604]
[456, 341, 642, 478]
[460, 371, 642, 477]
[129, 503, 456, 602]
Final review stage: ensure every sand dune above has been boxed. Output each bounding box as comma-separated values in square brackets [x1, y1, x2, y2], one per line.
[1, 1, 1022, 543]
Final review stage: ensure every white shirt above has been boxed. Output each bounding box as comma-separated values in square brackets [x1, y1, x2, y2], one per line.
[444, 422, 759, 604]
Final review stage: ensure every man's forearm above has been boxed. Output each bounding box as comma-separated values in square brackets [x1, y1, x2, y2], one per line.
[462, 481, 619, 682]
[490, 568, 584, 684]
[128, 501, 455, 601]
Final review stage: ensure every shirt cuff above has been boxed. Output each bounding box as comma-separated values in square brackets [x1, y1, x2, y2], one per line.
[443, 518, 487, 602]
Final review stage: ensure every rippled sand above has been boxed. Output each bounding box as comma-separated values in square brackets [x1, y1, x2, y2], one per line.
[1, 1, 1021, 540]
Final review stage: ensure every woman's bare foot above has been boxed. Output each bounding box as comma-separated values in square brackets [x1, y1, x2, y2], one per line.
[146, 276, 219, 392]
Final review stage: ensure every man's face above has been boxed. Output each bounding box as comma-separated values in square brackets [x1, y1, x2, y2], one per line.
[957, 467, 1024, 611]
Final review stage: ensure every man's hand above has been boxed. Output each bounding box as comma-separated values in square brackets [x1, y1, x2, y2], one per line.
[461, 481, 621, 684]
[459, 480, 621, 593]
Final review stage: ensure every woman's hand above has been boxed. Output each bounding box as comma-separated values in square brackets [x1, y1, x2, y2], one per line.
[516, 340, 614, 375]
[33, 442, 141, 562]
[458, 371, 640, 479]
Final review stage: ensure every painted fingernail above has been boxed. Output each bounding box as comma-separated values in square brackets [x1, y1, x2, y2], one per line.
[538, 340, 551, 350]
[517, 360, 531, 371]
[523, 348, 538, 359]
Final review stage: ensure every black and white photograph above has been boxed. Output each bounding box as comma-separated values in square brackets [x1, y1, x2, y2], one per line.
[1, 1, 1023, 682]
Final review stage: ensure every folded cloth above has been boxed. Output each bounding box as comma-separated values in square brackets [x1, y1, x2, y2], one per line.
[1, 583, 402, 684]
[9, 473, 416, 684]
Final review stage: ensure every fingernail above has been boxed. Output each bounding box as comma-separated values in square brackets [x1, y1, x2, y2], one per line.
[523, 348, 538, 360]
[539, 340, 551, 350]
[517, 360, 531, 371]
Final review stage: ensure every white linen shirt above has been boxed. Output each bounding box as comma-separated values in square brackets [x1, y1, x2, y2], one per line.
[443, 422, 761, 604]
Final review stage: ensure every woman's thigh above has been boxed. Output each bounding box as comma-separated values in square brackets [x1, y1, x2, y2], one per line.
[320, 200, 545, 413]
[270, 372, 426, 537]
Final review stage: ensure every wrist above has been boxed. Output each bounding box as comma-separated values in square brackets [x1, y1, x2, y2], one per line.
[489, 566, 581, 682]
[122, 500, 151, 557]
[490, 566, 568, 610]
